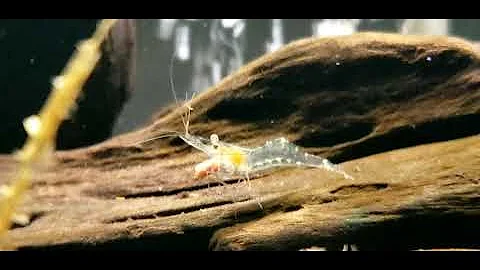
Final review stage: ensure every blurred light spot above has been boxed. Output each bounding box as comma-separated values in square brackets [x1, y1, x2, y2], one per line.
[266, 19, 284, 53]
[232, 20, 246, 38]
[400, 19, 449, 36]
[175, 24, 190, 61]
[221, 19, 242, 29]
[313, 19, 360, 37]
[211, 60, 222, 84]
[156, 19, 177, 40]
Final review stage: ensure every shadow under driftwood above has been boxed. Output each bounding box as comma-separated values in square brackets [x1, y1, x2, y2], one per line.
[0, 32, 479, 250]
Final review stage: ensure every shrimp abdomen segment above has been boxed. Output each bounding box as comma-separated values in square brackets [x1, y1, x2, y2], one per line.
[246, 138, 353, 180]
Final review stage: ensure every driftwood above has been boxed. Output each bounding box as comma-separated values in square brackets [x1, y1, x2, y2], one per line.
[0, 32, 479, 250]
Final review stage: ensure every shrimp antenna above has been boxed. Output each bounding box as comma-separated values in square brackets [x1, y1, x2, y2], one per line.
[132, 130, 184, 146]
[138, 41, 196, 148]
[184, 90, 196, 136]
[169, 48, 188, 134]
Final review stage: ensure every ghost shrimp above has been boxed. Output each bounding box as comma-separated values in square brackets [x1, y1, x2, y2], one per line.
[189, 134, 354, 182]
[141, 123, 354, 183]
[139, 51, 354, 183]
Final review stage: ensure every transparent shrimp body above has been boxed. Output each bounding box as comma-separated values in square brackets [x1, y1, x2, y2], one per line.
[245, 137, 353, 180]
[186, 135, 353, 181]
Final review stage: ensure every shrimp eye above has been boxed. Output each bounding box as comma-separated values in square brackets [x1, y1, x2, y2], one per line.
[213, 144, 218, 149]
[210, 134, 219, 143]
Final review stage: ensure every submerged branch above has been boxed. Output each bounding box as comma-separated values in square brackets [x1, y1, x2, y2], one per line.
[0, 19, 118, 245]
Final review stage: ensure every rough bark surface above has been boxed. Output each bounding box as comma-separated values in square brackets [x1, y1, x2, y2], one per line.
[0, 32, 479, 250]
